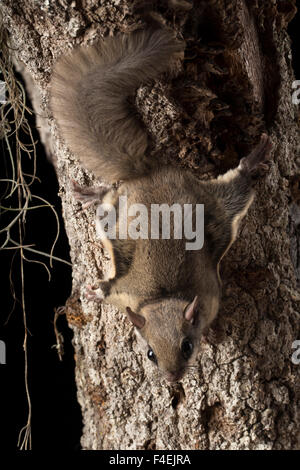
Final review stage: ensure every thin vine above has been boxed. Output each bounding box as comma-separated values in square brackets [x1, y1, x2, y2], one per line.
[0, 15, 71, 450]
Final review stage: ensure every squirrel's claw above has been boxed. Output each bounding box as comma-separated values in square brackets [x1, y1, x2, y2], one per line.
[85, 284, 104, 303]
[71, 180, 110, 209]
[201, 321, 224, 345]
[239, 133, 273, 176]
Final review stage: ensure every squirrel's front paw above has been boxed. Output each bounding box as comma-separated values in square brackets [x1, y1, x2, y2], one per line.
[239, 134, 273, 176]
[85, 284, 105, 303]
[201, 321, 224, 345]
[71, 180, 110, 209]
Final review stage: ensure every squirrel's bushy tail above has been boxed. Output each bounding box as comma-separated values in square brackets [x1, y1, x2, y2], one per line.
[50, 29, 183, 183]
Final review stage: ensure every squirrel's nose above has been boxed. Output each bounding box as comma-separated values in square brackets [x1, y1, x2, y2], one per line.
[165, 370, 183, 383]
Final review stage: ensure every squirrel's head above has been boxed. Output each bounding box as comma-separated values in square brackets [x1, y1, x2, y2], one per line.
[126, 295, 219, 383]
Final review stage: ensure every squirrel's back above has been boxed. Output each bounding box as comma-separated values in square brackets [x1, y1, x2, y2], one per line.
[50, 29, 183, 183]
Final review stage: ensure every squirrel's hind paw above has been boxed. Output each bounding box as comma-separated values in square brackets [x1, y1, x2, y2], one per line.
[239, 133, 273, 176]
[71, 180, 110, 209]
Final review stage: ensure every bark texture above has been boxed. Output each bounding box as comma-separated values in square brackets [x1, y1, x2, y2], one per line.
[2, 0, 300, 450]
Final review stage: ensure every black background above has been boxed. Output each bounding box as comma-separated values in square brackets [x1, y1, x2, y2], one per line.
[0, 6, 299, 452]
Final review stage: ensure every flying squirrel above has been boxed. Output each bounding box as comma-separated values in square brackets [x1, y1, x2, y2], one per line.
[50, 28, 273, 383]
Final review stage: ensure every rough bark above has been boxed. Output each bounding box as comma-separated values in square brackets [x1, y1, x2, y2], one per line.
[2, 0, 300, 450]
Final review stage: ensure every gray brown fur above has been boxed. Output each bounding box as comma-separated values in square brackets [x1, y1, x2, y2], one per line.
[50, 29, 273, 382]
[50, 29, 183, 183]
[75, 135, 272, 383]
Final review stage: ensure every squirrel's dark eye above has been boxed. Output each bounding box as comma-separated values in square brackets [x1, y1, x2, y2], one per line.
[147, 348, 157, 364]
[181, 338, 193, 360]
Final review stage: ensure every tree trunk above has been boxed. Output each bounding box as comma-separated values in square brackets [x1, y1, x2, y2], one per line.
[2, 0, 299, 450]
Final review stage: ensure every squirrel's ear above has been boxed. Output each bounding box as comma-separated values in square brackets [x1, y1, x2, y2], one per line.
[184, 296, 199, 324]
[126, 307, 145, 329]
